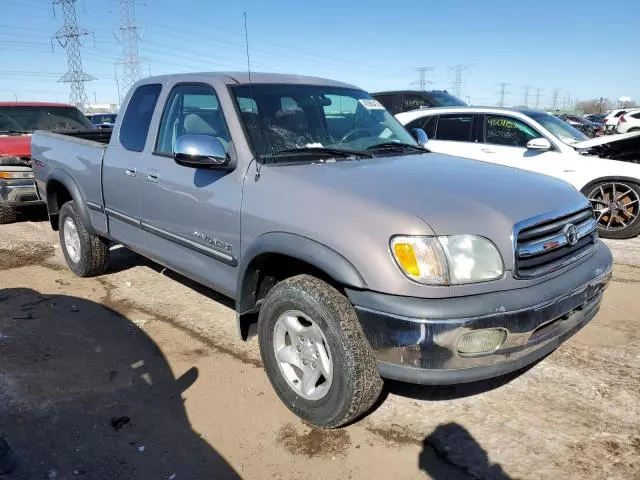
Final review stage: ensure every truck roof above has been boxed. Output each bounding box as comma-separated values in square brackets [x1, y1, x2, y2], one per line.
[0, 101, 74, 108]
[140, 72, 359, 89]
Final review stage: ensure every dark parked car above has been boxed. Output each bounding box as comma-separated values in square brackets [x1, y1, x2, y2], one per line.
[87, 113, 117, 129]
[372, 90, 467, 115]
[560, 115, 604, 137]
[585, 113, 607, 124]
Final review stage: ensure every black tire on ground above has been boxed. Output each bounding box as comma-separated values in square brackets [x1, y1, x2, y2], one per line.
[0, 205, 18, 224]
[58, 201, 109, 277]
[258, 274, 383, 429]
[582, 181, 640, 239]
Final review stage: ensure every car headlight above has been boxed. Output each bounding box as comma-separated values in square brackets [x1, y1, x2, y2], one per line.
[0, 171, 34, 179]
[390, 235, 504, 285]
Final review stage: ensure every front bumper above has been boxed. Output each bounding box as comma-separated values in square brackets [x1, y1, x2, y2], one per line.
[0, 180, 42, 206]
[347, 242, 613, 385]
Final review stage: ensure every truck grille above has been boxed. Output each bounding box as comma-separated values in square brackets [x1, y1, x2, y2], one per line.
[515, 207, 598, 279]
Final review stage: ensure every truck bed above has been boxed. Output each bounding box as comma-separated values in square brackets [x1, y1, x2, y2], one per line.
[32, 130, 110, 221]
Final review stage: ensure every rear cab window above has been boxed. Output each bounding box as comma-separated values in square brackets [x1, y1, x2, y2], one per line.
[119, 83, 162, 152]
[434, 114, 474, 142]
[402, 94, 430, 112]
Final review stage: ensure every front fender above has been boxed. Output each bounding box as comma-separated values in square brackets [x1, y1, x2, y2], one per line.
[236, 232, 367, 313]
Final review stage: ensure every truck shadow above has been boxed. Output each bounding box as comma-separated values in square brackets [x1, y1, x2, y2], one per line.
[106, 245, 235, 309]
[419, 422, 510, 479]
[384, 360, 541, 402]
[0, 287, 241, 479]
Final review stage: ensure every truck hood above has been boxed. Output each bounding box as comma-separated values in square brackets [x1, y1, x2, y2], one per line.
[275, 152, 588, 263]
[0, 134, 31, 157]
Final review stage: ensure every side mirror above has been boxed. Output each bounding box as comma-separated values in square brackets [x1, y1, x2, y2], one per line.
[526, 138, 551, 151]
[173, 134, 230, 169]
[411, 128, 429, 146]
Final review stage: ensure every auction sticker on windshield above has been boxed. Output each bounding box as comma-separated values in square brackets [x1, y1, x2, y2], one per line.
[359, 99, 385, 110]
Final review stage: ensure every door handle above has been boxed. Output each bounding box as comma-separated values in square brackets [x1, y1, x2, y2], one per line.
[125, 167, 137, 177]
[481, 148, 495, 154]
[145, 170, 159, 183]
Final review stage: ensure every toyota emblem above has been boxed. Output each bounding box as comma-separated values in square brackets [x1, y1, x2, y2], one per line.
[564, 224, 579, 246]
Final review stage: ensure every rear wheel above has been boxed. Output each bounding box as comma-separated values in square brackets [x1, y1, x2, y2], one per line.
[58, 201, 109, 276]
[258, 274, 383, 428]
[0, 205, 17, 224]
[583, 181, 640, 239]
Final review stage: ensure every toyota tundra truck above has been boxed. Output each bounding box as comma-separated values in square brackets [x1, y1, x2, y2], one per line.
[32, 73, 613, 428]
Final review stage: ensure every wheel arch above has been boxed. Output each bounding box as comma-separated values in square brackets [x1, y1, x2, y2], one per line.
[235, 232, 367, 340]
[45, 169, 93, 233]
[579, 176, 640, 195]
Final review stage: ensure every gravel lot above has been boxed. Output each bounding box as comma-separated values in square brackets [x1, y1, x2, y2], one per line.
[1, 216, 639, 479]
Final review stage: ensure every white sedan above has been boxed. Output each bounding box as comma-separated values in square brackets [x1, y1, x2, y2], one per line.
[397, 106, 640, 239]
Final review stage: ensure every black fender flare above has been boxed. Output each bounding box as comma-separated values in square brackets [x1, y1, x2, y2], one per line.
[236, 232, 367, 314]
[46, 168, 95, 234]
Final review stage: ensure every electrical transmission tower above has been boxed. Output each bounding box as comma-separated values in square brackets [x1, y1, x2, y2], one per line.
[450, 65, 468, 98]
[498, 82, 510, 107]
[552, 88, 560, 110]
[413, 67, 434, 90]
[535, 88, 543, 109]
[53, 0, 94, 109]
[116, 0, 143, 101]
[523, 85, 532, 108]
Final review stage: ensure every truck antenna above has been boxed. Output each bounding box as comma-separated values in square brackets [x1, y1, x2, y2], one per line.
[244, 12, 261, 181]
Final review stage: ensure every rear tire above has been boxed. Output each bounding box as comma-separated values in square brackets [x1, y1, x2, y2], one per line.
[582, 181, 640, 239]
[58, 201, 109, 276]
[0, 205, 17, 224]
[258, 274, 383, 428]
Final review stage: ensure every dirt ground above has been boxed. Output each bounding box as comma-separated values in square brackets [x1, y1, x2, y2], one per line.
[1, 215, 639, 480]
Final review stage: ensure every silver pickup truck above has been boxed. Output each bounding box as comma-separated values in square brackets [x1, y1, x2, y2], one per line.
[33, 73, 613, 428]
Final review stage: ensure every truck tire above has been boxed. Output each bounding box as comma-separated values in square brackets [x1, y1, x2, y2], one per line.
[0, 205, 17, 224]
[58, 201, 109, 277]
[583, 181, 640, 239]
[258, 274, 383, 428]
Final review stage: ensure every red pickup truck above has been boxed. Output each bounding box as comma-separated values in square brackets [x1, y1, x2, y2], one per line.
[0, 102, 94, 223]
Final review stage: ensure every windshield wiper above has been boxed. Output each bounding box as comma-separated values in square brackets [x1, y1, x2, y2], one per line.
[0, 129, 31, 135]
[367, 142, 429, 153]
[264, 147, 374, 163]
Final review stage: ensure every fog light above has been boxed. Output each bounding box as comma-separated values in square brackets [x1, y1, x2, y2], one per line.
[457, 329, 507, 355]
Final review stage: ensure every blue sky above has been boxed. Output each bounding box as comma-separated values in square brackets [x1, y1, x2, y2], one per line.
[1, 0, 638, 108]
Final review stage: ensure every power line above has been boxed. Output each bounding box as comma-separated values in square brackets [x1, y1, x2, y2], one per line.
[52, 0, 94, 109]
[116, 0, 143, 102]
[498, 82, 510, 107]
[413, 67, 434, 90]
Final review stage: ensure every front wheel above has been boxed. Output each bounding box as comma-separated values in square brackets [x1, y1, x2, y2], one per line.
[583, 181, 640, 239]
[0, 205, 17, 224]
[258, 274, 383, 428]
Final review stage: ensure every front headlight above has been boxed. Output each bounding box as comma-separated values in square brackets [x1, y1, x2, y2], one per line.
[390, 235, 504, 285]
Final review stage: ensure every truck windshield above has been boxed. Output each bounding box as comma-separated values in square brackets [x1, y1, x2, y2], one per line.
[0, 106, 93, 133]
[529, 112, 588, 145]
[231, 84, 418, 161]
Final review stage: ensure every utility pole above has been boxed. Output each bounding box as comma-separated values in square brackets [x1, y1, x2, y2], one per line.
[523, 85, 532, 108]
[552, 88, 560, 110]
[116, 0, 143, 102]
[52, 0, 94, 110]
[498, 82, 510, 107]
[413, 67, 434, 90]
[535, 88, 542, 109]
[450, 65, 468, 98]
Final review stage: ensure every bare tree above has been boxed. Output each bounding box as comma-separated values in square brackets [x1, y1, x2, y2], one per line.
[577, 98, 613, 114]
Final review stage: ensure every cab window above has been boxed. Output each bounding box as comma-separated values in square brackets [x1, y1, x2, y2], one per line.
[406, 115, 437, 139]
[434, 114, 473, 142]
[484, 115, 540, 148]
[155, 84, 231, 155]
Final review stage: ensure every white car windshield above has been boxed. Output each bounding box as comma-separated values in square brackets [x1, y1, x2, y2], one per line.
[529, 112, 588, 145]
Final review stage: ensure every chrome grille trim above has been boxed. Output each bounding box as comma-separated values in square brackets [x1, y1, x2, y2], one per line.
[513, 203, 598, 279]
